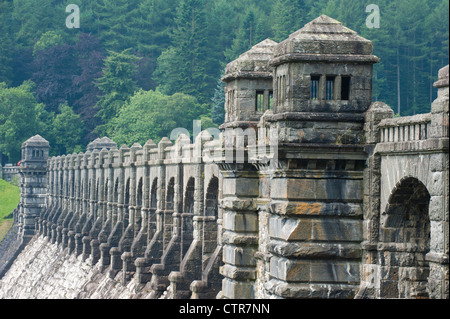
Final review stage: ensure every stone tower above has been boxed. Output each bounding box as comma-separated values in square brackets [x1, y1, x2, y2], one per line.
[218, 39, 277, 299]
[256, 15, 380, 298]
[17, 135, 49, 242]
[221, 38, 278, 126]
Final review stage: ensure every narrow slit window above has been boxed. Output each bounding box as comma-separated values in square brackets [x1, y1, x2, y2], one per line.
[341, 76, 351, 100]
[326, 76, 335, 100]
[310, 75, 320, 100]
[256, 90, 264, 112]
[268, 91, 273, 110]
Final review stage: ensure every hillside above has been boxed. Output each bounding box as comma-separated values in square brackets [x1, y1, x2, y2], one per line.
[0, 179, 20, 241]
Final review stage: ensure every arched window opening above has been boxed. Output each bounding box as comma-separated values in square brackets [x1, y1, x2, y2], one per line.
[205, 176, 219, 218]
[166, 177, 175, 211]
[380, 177, 431, 299]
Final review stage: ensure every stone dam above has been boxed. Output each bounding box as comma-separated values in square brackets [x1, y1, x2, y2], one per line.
[0, 15, 448, 299]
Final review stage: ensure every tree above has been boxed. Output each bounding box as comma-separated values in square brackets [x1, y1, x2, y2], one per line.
[52, 103, 84, 155]
[107, 89, 208, 146]
[11, 0, 61, 48]
[0, 81, 42, 162]
[94, 49, 141, 131]
[0, 0, 13, 85]
[92, 0, 139, 52]
[211, 72, 225, 125]
[224, 7, 271, 62]
[31, 42, 80, 113]
[71, 33, 106, 143]
[153, 0, 219, 104]
[33, 30, 64, 56]
[271, 0, 308, 42]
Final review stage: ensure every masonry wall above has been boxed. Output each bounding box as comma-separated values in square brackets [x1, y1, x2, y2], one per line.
[0, 17, 448, 299]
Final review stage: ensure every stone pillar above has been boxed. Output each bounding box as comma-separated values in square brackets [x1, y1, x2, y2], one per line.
[18, 135, 50, 242]
[218, 162, 259, 299]
[426, 65, 449, 299]
[263, 15, 379, 299]
[357, 101, 394, 298]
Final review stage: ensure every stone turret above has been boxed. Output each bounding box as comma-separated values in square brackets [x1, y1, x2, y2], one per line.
[221, 38, 278, 127]
[258, 15, 378, 299]
[86, 137, 118, 152]
[18, 135, 50, 241]
[271, 15, 378, 115]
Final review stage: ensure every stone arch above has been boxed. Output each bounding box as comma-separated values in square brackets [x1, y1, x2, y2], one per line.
[184, 177, 195, 215]
[113, 178, 119, 223]
[136, 177, 143, 208]
[71, 175, 75, 197]
[136, 177, 143, 230]
[80, 180, 84, 202]
[378, 176, 431, 298]
[59, 172, 64, 196]
[95, 178, 100, 202]
[166, 177, 175, 211]
[148, 177, 158, 240]
[124, 177, 131, 227]
[104, 178, 109, 201]
[65, 173, 69, 198]
[150, 178, 158, 210]
[205, 176, 219, 218]
[114, 178, 119, 203]
[94, 178, 100, 219]
[182, 177, 195, 259]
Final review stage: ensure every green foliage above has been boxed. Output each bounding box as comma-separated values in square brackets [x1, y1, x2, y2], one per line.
[0, 0, 14, 85]
[0, 178, 20, 220]
[107, 89, 208, 145]
[92, 0, 140, 52]
[0, 0, 448, 158]
[153, 0, 220, 104]
[271, 0, 308, 42]
[94, 49, 141, 127]
[0, 178, 20, 240]
[52, 103, 84, 155]
[224, 7, 271, 62]
[211, 72, 226, 125]
[0, 81, 42, 162]
[33, 31, 64, 56]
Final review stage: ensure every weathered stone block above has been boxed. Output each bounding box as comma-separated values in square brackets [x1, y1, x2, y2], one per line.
[223, 245, 256, 267]
[223, 211, 258, 233]
[269, 216, 311, 241]
[311, 219, 362, 242]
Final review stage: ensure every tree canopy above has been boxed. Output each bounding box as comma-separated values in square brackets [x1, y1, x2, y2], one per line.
[0, 0, 448, 163]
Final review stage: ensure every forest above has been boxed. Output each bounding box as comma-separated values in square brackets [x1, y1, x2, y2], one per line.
[0, 0, 448, 163]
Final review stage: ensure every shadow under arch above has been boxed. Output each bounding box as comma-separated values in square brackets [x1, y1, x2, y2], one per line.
[379, 176, 431, 299]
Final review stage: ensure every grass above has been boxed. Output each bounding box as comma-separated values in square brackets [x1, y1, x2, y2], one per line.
[0, 178, 20, 241]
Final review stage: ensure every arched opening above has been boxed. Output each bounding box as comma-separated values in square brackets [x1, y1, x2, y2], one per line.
[124, 178, 130, 228]
[379, 177, 431, 298]
[59, 172, 64, 196]
[136, 177, 143, 229]
[137, 178, 143, 207]
[181, 177, 195, 259]
[71, 175, 75, 198]
[113, 178, 119, 223]
[166, 177, 175, 211]
[203, 176, 220, 264]
[148, 178, 158, 241]
[94, 179, 99, 219]
[103, 178, 109, 222]
[114, 178, 119, 203]
[184, 177, 195, 215]
[205, 176, 219, 218]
